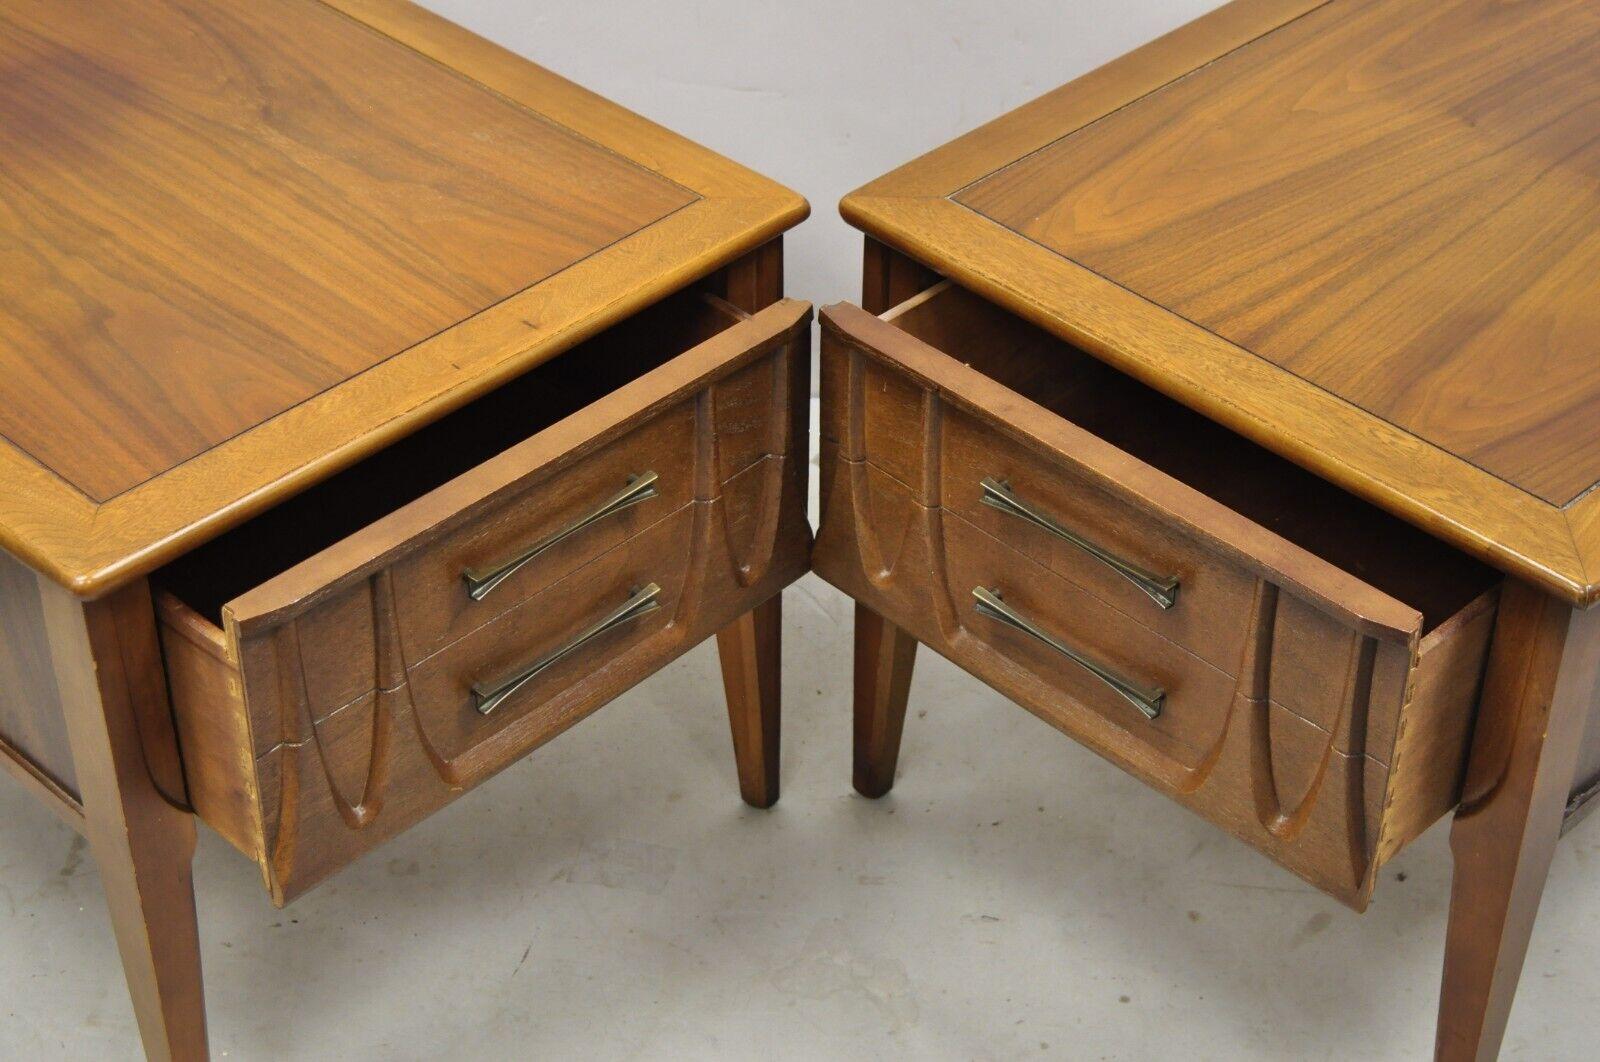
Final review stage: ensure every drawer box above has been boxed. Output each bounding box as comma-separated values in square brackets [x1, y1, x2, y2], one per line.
[815, 281, 1499, 908]
[156, 289, 811, 904]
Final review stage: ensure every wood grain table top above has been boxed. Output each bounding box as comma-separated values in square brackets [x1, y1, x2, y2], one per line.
[842, 0, 1600, 606]
[0, 0, 806, 596]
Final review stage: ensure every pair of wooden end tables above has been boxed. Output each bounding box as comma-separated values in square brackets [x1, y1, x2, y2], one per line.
[2, 0, 1595, 1058]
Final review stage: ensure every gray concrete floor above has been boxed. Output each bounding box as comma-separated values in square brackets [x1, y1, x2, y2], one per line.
[4, 412, 1598, 1060]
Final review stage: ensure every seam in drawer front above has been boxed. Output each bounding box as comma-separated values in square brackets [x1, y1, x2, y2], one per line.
[389, 406, 698, 664]
[158, 298, 813, 904]
[815, 294, 1494, 908]
[407, 502, 695, 767]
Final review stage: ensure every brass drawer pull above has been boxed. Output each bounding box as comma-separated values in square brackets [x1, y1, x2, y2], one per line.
[464, 472, 660, 602]
[472, 583, 663, 716]
[972, 586, 1165, 720]
[980, 477, 1179, 609]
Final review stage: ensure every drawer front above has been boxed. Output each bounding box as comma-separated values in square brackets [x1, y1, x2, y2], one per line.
[162, 299, 812, 905]
[815, 299, 1490, 909]
[387, 407, 697, 664]
[943, 511, 1234, 771]
[941, 405, 1259, 677]
[407, 503, 694, 769]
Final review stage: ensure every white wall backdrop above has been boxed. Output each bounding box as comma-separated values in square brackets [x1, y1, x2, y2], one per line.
[419, 1, 1220, 311]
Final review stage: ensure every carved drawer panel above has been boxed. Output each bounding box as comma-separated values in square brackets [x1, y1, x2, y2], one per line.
[156, 292, 811, 904]
[387, 407, 697, 665]
[407, 503, 695, 769]
[940, 405, 1258, 677]
[814, 283, 1500, 908]
[943, 507, 1237, 768]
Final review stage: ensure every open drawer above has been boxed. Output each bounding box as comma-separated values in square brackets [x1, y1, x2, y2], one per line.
[156, 289, 811, 904]
[815, 281, 1499, 908]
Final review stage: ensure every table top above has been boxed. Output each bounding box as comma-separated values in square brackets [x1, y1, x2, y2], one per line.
[0, 0, 805, 596]
[842, 0, 1600, 606]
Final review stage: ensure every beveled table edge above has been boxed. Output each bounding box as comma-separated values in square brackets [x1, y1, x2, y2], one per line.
[836, 0, 1599, 606]
[0, 0, 809, 598]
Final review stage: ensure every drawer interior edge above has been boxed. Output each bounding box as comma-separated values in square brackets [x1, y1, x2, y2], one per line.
[870, 281, 1501, 636]
[155, 287, 757, 625]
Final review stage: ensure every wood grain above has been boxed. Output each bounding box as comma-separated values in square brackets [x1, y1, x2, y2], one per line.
[0, 550, 76, 796]
[958, 0, 1600, 507]
[710, 238, 789, 811]
[821, 301, 1467, 639]
[43, 576, 207, 1060]
[0, 0, 807, 597]
[840, 0, 1600, 604]
[717, 594, 782, 808]
[815, 291, 1495, 905]
[0, 0, 691, 502]
[846, 239, 932, 801]
[157, 289, 812, 901]
[1437, 583, 1600, 1061]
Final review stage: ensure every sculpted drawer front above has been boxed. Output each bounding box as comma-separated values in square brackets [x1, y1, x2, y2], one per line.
[814, 282, 1500, 909]
[387, 410, 697, 664]
[407, 504, 695, 770]
[156, 292, 812, 904]
[941, 407, 1258, 676]
[944, 510, 1235, 769]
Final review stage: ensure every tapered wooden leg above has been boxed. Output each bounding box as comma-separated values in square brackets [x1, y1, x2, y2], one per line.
[853, 604, 918, 799]
[1436, 582, 1600, 1062]
[717, 594, 782, 808]
[42, 577, 209, 1062]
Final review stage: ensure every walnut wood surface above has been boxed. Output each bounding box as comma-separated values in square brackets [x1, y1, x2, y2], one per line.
[1437, 583, 1600, 1061]
[0, 551, 77, 798]
[958, 0, 1600, 508]
[717, 595, 782, 808]
[43, 577, 207, 1060]
[846, 239, 930, 801]
[815, 290, 1494, 905]
[158, 294, 811, 902]
[841, 0, 1600, 604]
[0, 0, 689, 503]
[851, 602, 917, 800]
[710, 238, 791, 811]
[0, 0, 807, 596]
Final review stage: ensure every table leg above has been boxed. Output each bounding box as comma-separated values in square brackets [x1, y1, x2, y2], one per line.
[717, 595, 782, 808]
[852, 604, 918, 798]
[42, 576, 208, 1062]
[1436, 582, 1600, 1061]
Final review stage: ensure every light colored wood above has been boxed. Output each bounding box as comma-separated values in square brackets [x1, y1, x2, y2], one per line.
[850, 0, 1327, 201]
[0, 0, 807, 597]
[1437, 583, 1600, 1061]
[958, 0, 1600, 508]
[42, 576, 207, 1061]
[0, 0, 690, 504]
[840, 0, 1600, 606]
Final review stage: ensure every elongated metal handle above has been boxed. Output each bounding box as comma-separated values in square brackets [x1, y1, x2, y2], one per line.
[472, 583, 662, 716]
[980, 478, 1179, 610]
[465, 472, 659, 602]
[972, 586, 1164, 720]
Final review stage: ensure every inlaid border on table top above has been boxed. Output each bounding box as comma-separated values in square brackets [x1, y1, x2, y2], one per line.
[840, 0, 1600, 606]
[0, 0, 808, 597]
